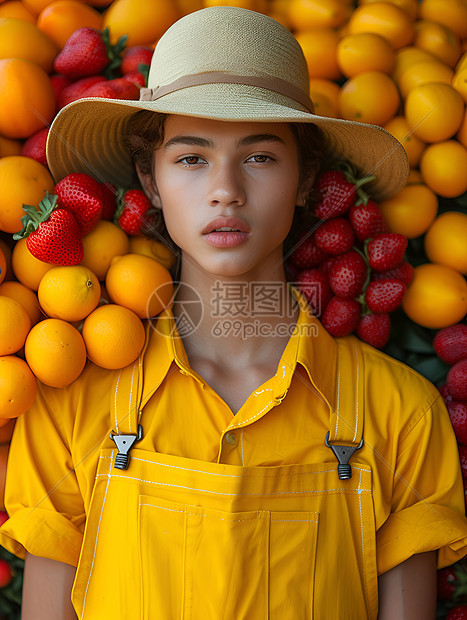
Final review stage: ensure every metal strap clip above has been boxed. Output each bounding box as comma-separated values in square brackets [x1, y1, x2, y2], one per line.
[325, 431, 364, 480]
[110, 425, 143, 470]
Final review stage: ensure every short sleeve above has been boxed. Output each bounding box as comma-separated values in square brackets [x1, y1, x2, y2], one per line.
[376, 394, 467, 574]
[0, 382, 86, 567]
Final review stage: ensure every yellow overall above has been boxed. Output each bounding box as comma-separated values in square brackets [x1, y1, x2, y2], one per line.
[71, 337, 379, 619]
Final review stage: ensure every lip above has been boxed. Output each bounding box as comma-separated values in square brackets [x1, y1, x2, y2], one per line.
[201, 216, 250, 235]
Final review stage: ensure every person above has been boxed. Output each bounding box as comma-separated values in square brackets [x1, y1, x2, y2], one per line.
[1, 6, 466, 619]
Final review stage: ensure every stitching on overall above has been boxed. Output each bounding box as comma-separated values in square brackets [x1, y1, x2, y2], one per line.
[128, 362, 137, 434]
[353, 341, 360, 443]
[113, 369, 122, 433]
[357, 468, 369, 612]
[96, 473, 371, 496]
[334, 349, 341, 441]
[81, 455, 113, 618]
[240, 428, 245, 466]
[139, 503, 184, 513]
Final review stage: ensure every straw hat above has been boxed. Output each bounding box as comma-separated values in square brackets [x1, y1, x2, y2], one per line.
[46, 6, 409, 200]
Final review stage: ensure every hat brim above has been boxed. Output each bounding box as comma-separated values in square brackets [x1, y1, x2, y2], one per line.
[46, 84, 409, 201]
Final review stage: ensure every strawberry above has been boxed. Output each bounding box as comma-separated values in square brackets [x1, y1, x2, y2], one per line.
[321, 296, 361, 337]
[356, 312, 391, 349]
[50, 73, 73, 109]
[314, 217, 355, 255]
[439, 383, 454, 406]
[459, 444, 467, 479]
[370, 260, 414, 286]
[349, 200, 387, 241]
[58, 75, 106, 109]
[447, 400, 467, 444]
[54, 27, 127, 80]
[106, 77, 140, 100]
[446, 606, 467, 620]
[438, 566, 458, 600]
[120, 46, 153, 75]
[20, 127, 49, 167]
[115, 189, 153, 236]
[290, 231, 328, 269]
[122, 70, 146, 88]
[54, 173, 103, 236]
[83, 79, 116, 99]
[433, 324, 467, 365]
[447, 359, 467, 402]
[328, 250, 368, 298]
[100, 182, 117, 220]
[366, 233, 408, 272]
[295, 268, 332, 317]
[13, 193, 83, 265]
[314, 170, 356, 220]
[365, 278, 406, 313]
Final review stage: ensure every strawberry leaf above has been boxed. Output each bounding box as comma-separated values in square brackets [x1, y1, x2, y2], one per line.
[102, 27, 128, 79]
[137, 63, 150, 87]
[13, 192, 58, 240]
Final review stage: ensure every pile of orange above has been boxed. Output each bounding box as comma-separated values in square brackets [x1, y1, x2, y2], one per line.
[0, 0, 466, 439]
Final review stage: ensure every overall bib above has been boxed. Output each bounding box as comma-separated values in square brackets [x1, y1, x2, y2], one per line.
[71, 337, 379, 619]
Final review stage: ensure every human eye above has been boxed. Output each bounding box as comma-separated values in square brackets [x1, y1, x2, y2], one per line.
[177, 155, 206, 166]
[246, 154, 273, 164]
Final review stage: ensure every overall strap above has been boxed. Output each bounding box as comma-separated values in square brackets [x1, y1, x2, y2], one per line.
[325, 337, 365, 479]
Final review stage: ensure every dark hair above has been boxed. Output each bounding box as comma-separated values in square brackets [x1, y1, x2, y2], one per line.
[125, 110, 327, 266]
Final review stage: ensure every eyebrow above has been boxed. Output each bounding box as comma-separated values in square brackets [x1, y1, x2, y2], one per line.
[163, 133, 286, 150]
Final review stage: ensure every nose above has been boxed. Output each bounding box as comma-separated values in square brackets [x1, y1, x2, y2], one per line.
[207, 161, 247, 208]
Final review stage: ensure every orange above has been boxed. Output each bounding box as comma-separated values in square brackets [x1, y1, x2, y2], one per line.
[418, 0, 467, 40]
[203, 0, 267, 11]
[347, 2, 415, 49]
[103, 0, 180, 46]
[128, 236, 177, 270]
[105, 253, 173, 319]
[37, 0, 103, 49]
[176, 0, 203, 16]
[456, 51, 467, 73]
[424, 211, 467, 274]
[80, 220, 130, 281]
[452, 68, 467, 103]
[0, 296, 31, 355]
[38, 265, 101, 321]
[0, 281, 42, 325]
[82, 304, 146, 370]
[406, 168, 423, 184]
[338, 71, 400, 126]
[0, 1, 35, 22]
[288, 0, 350, 31]
[294, 29, 341, 80]
[0, 247, 5, 285]
[383, 115, 426, 167]
[402, 263, 467, 328]
[0, 156, 54, 234]
[379, 183, 438, 238]
[267, 0, 293, 28]
[413, 20, 461, 68]
[392, 46, 438, 84]
[22, 0, 55, 16]
[308, 90, 338, 118]
[0, 443, 8, 511]
[25, 318, 87, 387]
[457, 109, 467, 147]
[420, 139, 467, 197]
[358, 0, 418, 20]
[396, 59, 454, 99]
[11, 238, 53, 291]
[337, 33, 396, 78]
[0, 59, 55, 139]
[0, 239, 12, 281]
[405, 82, 464, 142]
[0, 18, 59, 73]
[308, 78, 340, 116]
[0, 136, 21, 157]
[0, 355, 37, 419]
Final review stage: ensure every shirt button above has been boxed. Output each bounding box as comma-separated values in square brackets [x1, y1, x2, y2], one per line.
[224, 432, 237, 447]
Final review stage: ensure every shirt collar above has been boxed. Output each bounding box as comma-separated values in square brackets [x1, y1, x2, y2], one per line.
[141, 293, 338, 412]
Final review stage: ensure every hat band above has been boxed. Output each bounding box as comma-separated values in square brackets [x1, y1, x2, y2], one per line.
[139, 71, 315, 114]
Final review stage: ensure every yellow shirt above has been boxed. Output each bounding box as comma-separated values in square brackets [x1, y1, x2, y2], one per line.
[1, 302, 466, 580]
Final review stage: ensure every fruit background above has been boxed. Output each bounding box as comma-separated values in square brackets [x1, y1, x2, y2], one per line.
[0, 0, 466, 617]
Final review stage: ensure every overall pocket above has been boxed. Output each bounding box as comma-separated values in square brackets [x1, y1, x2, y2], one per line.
[138, 494, 319, 620]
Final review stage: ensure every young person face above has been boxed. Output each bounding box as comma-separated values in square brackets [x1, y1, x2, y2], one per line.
[146, 115, 303, 280]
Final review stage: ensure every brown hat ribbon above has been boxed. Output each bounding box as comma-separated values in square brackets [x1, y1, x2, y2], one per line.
[139, 71, 315, 114]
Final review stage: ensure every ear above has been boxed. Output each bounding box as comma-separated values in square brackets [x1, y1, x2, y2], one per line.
[295, 186, 306, 208]
[136, 163, 162, 210]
